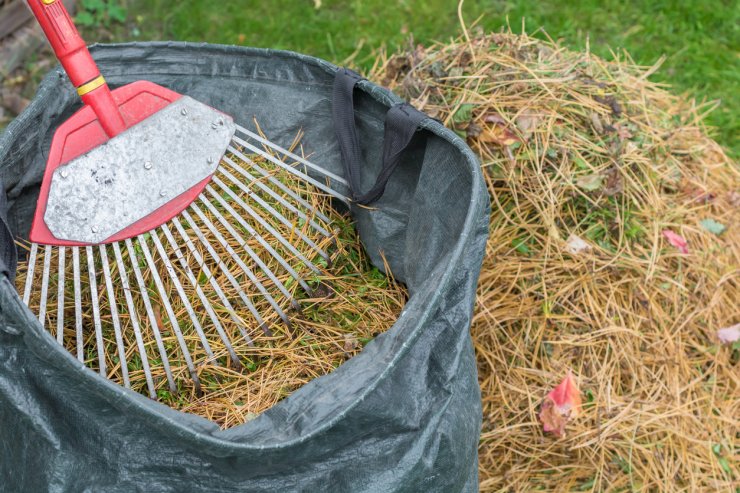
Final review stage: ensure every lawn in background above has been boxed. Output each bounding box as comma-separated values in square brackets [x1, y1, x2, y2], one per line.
[120, 0, 737, 155]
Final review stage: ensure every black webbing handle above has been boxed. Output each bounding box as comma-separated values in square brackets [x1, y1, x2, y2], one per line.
[0, 178, 17, 283]
[332, 68, 428, 205]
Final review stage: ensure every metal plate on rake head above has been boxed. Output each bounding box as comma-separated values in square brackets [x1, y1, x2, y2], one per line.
[43, 96, 236, 245]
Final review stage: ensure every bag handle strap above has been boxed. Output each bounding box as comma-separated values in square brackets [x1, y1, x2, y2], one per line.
[332, 68, 428, 205]
[0, 179, 17, 283]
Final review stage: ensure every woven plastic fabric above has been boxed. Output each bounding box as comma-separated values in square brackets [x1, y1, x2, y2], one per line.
[0, 43, 489, 492]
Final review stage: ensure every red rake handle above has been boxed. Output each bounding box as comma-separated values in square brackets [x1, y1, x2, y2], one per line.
[27, 0, 126, 137]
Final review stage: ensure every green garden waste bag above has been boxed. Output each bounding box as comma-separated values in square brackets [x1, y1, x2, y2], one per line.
[0, 43, 489, 492]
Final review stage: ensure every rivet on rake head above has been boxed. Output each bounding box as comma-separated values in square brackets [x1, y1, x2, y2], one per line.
[60, 169, 69, 179]
[181, 108, 188, 116]
[160, 190, 167, 197]
[91, 226, 99, 234]
[144, 161, 153, 170]
[207, 157, 215, 164]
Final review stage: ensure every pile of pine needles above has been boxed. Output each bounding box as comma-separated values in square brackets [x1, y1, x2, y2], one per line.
[371, 28, 738, 491]
[16, 143, 407, 429]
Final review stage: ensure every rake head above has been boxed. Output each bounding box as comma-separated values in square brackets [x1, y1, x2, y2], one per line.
[19, 129, 350, 398]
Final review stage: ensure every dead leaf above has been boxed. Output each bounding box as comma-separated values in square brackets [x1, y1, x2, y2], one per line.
[465, 122, 483, 139]
[539, 372, 582, 437]
[576, 173, 605, 192]
[483, 112, 506, 124]
[516, 109, 539, 141]
[565, 234, 592, 255]
[613, 122, 633, 141]
[343, 333, 359, 352]
[662, 229, 689, 254]
[476, 118, 522, 147]
[384, 55, 411, 84]
[728, 191, 740, 208]
[457, 49, 473, 67]
[425, 107, 441, 119]
[152, 305, 168, 335]
[717, 324, 740, 344]
[590, 113, 604, 134]
[603, 167, 624, 196]
[593, 94, 622, 116]
[681, 182, 716, 204]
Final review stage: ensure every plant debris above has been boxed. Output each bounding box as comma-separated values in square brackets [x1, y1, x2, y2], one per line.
[539, 371, 582, 437]
[663, 229, 689, 254]
[717, 324, 739, 344]
[565, 234, 591, 255]
[372, 27, 739, 491]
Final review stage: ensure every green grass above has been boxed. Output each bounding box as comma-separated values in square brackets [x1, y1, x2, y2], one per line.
[112, 1, 738, 156]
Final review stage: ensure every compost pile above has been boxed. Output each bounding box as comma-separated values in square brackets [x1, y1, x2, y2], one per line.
[15, 140, 408, 429]
[372, 29, 739, 491]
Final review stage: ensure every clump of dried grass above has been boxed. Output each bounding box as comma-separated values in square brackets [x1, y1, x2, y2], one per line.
[16, 138, 407, 429]
[371, 28, 738, 491]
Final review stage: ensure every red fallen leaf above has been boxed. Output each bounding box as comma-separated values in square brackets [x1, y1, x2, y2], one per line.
[539, 372, 582, 437]
[662, 229, 689, 254]
[717, 324, 740, 344]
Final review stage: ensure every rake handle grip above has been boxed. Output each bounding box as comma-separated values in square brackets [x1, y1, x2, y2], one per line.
[26, 0, 126, 137]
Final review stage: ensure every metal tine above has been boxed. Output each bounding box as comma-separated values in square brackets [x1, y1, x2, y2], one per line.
[235, 150, 332, 224]
[179, 210, 271, 337]
[209, 178, 319, 291]
[86, 246, 107, 377]
[72, 247, 83, 362]
[212, 170, 327, 274]
[189, 201, 292, 327]
[38, 245, 52, 326]
[138, 234, 202, 394]
[198, 193, 299, 312]
[216, 165, 331, 270]
[112, 242, 156, 399]
[22, 243, 38, 306]
[230, 135, 350, 205]
[56, 247, 65, 345]
[125, 238, 177, 394]
[159, 224, 239, 365]
[170, 217, 256, 344]
[169, 217, 256, 346]
[234, 124, 349, 187]
[224, 151, 332, 237]
[157, 224, 244, 365]
[99, 245, 130, 388]
[149, 230, 215, 361]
